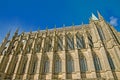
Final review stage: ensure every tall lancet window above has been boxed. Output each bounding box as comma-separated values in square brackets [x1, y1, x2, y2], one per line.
[107, 53, 115, 70]
[31, 60, 37, 74]
[66, 33, 74, 50]
[44, 60, 49, 73]
[42, 56, 49, 73]
[45, 37, 52, 52]
[11, 57, 18, 74]
[67, 55, 74, 73]
[96, 26, 105, 40]
[57, 35, 63, 51]
[27, 39, 33, 53]
[79, 54, 88, 72]
[93, 54, 102, 71]
[54, 55, 62, 73]
[35, 38, 41, 53]
[87, 33, 94, 48]
[76, 33, 85, 49]
[21, 58, 27, 74]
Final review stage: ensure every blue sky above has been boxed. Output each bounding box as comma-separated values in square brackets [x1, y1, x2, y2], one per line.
[0, 0, 120, 43]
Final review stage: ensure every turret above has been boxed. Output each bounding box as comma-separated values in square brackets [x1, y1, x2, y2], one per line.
[97, 11, 104, 20]
[0, 31, 11, 54]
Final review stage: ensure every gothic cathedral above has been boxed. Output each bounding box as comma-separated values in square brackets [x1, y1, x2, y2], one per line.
[0, 12, 120, 80]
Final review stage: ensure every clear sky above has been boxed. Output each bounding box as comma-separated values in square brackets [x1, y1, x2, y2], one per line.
[0, 0, 120, 43]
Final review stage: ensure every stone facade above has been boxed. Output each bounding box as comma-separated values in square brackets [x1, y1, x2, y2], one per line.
[0, 12, 120, 80]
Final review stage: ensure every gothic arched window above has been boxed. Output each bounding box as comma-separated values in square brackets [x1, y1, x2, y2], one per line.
[21, 58, 27, 74]
[79, 55, 88, 72]
[96, 26, 105, 40]
[66, 33, 74, 50]
[54, 55, 61, 73]
[67, 55, 74, 73]
[57, 35, 63, 51]
[76, 33, 85, 49]
[35, 38, 42, 53]
[45, 37, 52, 52]
[44, 60, 49, 73]
[27, 39, 33, 53]
[93, 54, 102, 71]
[107, 54, 115, 70]
[31, 60, 37, 74]
[87, 34, 94, 48]
[11, 57, 18, 74]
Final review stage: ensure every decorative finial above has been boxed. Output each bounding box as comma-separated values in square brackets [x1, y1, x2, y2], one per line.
[54, 25, 57, 31]
[54, 25, 56, 29]
[97, 10, 104, 20]
[5, 30, 11, 40]
[46, 26, 49, 36]
[46, 26, 48, 30]
[38, 26, 40, 32]
[72, 22, 74, 26]
[15, 28, 19, 34]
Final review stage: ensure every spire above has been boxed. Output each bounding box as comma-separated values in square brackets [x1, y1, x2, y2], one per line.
[91, 13, 98, 20]
[97, 11, 104, 20]
[13, 28, 19, 38]
[54, 25, 56, 29]
[38, 26, 40, 32]
[72, 22, 75, 31]
[54, 25, 57, 31]
[15, 28, 19, 34]
[5, 30, 11, 40]
[72, 22, 74, 26]
[46, 26, 48, 32]
[46, 26, 49, 36]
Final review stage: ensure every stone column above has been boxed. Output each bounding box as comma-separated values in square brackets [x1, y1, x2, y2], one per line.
[83, 28, 97, 78]
[73, 49, 81, 79]
[72, 30, 81, 79]
[111, 46, 120, 79]
[12, 54, 22, 80]
[34, 53, 42, 80]
[4, 54, 14, 74]
[40, 36, 45, 53]
[46, 36, 54, 79]
[60, 32, 66, 79]
[89, 22, 100, 43]
[22, 54, 32, 80]
[0, 55, 4, 67]
[46, 52, 53, 79]
[87, 48, 97, 78]
[99, 45, 114, 79]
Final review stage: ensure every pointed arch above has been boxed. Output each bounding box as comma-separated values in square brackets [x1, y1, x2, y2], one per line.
[30, 58, 37, 74]
[79, 53, 88, 72]
[26, 39, 33, 53]
[10, 56, 18, 74]
[107, 53, 115, 70]
[87, 33, 94, 48]
[42, 55, 50, 73]
[57, 34, 63, 51]
[45, 36, 52, 52]
[35, 38, 42, 53]
[93, 53, 102, 71]
[20, 56, 28, 74]
[96, 26, 105, 40]
[76, 32, 85, 49]
[66, 54, 74, 73]
[54, 54, 62, 73]
[66, 33, 74, 50]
